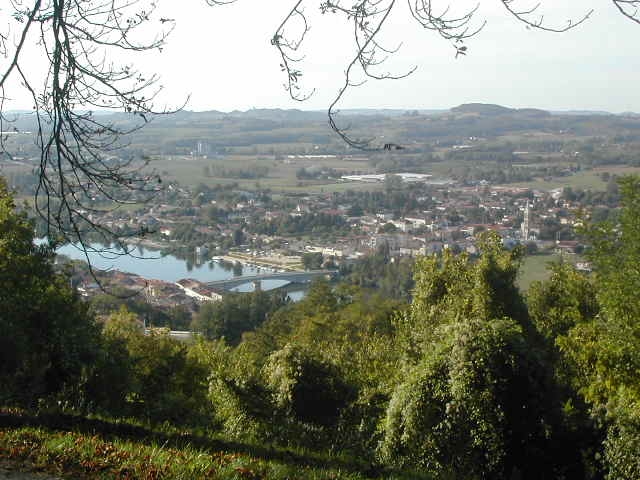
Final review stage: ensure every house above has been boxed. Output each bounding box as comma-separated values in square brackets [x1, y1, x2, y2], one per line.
[555, 241, 581, 254]
[175, 279, 223, 302]
[576, 262, 592, 272]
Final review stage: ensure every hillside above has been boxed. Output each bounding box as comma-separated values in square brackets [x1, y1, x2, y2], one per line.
[113, 104, 640, 155]
[5, 104, 640, 158]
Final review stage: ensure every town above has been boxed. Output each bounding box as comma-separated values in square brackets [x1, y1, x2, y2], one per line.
[4, 105, 635, 331]
[62, 158, 603, 315]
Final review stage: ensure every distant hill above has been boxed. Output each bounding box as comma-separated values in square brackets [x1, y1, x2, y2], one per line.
[451, 103, 515, 115]
[550, 110, 613, 116]
[339, 108, 445, 116]
[3, 104, 639, 156]
[451, 103, 550, 117]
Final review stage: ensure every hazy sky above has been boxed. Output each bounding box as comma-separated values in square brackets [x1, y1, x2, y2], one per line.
[6, 0, 640, 113]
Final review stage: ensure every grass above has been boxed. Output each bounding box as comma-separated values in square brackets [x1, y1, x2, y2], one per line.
[517, 252, 587, 292]
[0, 410, 429, 480]
[512, 166, 640, 191]
[148, 154, 385, 194]
[517, 253, 561, 292]
[2, 427, 250, 480]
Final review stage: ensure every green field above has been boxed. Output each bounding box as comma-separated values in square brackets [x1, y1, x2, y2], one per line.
[513, 166, 640, 191]
[0, 412, 427, 480]
[517, 254, 556, 292]
[150, 154, 383, 193]
[517, 253, 585, 292]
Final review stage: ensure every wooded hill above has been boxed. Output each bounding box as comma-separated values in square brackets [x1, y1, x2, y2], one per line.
[5, 104, 640, 157]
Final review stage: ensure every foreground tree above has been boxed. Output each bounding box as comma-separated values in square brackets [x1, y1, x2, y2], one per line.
[93, 306, 212, 423]
[560, 176, 640, 478]
[0, 0, 172, 256]
[380, 233, 590, 478]
[0, 178, 99, 406]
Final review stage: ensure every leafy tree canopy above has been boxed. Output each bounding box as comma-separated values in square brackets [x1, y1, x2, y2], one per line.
[0, 178, 99, 407]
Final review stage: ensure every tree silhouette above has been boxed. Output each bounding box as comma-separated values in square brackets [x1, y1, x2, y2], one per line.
[0, 0, 178, 264]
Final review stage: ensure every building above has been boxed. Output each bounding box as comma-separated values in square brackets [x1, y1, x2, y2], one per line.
[175, 279, 223, 302]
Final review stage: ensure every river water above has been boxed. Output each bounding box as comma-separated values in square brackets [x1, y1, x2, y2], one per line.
[52, 242, 303, 298]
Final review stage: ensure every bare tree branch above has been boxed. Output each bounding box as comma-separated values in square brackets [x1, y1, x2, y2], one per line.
[271, 0, 315, 101]
[311, 0, 485, 148]
[0, 0, 179, 266]
[500, 0, 593, 32]
[612, 0, 640, 24]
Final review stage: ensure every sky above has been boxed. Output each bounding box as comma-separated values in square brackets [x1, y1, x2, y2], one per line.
[4, 0, 640, 113]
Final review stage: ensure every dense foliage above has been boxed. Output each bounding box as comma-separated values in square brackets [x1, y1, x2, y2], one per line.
[0, 178, 99, 407]
[192, 290, 290, 345]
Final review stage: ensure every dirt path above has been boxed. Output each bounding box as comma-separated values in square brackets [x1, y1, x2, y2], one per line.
[0, 463, 60, 480]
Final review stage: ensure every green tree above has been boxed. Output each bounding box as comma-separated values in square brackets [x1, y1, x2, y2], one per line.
[526, 264, 604, 478]
[528, 262, 598, 342]
[0, 178, 99, 407]
[381, 317, 558, 478]
[264, 344, 354, 428]
[211, 285, 402, 451]
[384, 174, 403, 194]
[381, 232, 576, 478]
[99, 306, 212, 424]
[233, 228, 245, 246]
[167, 305, 192, 330]
[378, 222, 397, 234]
[302, 251, 323, 270]
[560, 176, 640, 478]
[192, 290, 289, 345]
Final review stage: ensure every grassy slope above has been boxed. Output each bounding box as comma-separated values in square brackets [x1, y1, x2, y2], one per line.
[0, 411, 427, 480]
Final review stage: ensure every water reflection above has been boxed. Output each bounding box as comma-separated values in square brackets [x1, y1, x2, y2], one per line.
[51, 241, 263, 283]
[232, 261, 243, 277]
[48, 241, 307, 300]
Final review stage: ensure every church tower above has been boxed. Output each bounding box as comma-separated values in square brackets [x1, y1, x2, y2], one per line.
[521, 202, 530, 241]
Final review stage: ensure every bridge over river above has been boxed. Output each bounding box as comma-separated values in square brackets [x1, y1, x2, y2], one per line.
[206, 270, 336, 291]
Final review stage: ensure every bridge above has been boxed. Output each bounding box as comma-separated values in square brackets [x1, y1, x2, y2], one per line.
[206, 270, 336, 291]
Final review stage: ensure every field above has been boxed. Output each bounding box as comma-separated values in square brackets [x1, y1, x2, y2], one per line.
[517, 253, 559, 291]
[148, 148, 640, 195]
[513, 166, 640, 191]
[150, 154, 385, 193]
[516, 252, 589, 292]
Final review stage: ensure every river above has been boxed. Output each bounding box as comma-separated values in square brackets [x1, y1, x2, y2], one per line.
[51, 242, 305, 299]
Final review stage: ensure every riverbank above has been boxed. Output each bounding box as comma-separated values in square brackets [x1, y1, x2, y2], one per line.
[52, 242, 266, 284]
[220, 252, 304, 272]
[122, 237, 168, 251]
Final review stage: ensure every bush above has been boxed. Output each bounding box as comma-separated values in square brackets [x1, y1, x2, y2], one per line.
[88, 307, 213, 425]
[264, 344, 354, 428]
[380, 318, 556, 478]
